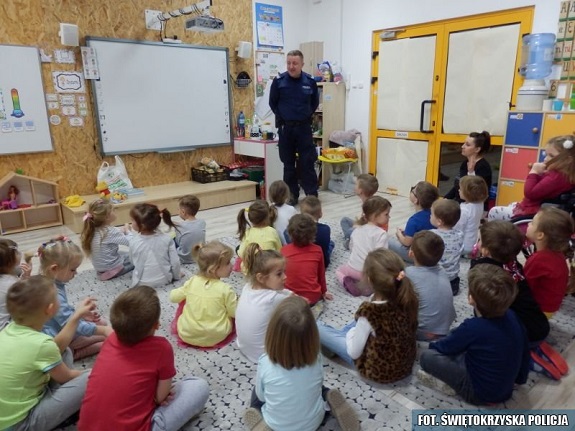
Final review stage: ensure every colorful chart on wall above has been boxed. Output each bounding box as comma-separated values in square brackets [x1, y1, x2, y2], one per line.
[0, 45, 53, 154]
[255, 50, 285, 97]
[255, 3, 284, 49]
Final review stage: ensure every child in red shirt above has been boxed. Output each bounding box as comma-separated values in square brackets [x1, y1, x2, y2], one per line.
[79, 286, 209, 431]
[281, 214, 333, 305]
[525, 207, 574, 316]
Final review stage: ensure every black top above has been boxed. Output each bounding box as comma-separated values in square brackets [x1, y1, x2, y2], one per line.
[445, 158, 492, 209]
[470, 257, 550, 343]
[269, 72, 319, 125]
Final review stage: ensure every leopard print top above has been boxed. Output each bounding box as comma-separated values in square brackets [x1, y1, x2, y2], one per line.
[354, 301, 417, 384]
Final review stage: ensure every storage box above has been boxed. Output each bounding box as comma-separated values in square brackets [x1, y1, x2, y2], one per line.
[191, 167, 229, 183]
[241, 166, 264, 183]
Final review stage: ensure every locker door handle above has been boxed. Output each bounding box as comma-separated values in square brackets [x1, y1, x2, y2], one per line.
[420, 100, 436, 133]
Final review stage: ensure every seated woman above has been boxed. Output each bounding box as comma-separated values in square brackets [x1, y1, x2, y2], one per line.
[488, 135, 575, 221]
[444, 131, 492, 210]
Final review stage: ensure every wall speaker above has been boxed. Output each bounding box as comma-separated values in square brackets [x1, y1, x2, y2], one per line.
[59, 23, 79, 46]
[237, 41, 252, 59]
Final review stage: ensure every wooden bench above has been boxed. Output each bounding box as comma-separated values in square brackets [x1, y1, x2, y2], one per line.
[61, 180, 256, 233]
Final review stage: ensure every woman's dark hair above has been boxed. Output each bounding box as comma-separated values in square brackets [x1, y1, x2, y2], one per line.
[469, 131, 491, 155]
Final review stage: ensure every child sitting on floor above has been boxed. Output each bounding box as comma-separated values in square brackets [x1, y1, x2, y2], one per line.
[169, 241, 237, 348]
[269, 180, 297, 246]
[430, 199, 463, 295]
[0, 238, 32, 329]
[237, 200, 282, 273]
[525, 207, 574, 317]
[79, 286, 210, 431]
[129, 203, 182, 287]
[336, 196, 391, 296]
[299, 196, 334, 268]
[81, 199, 133, 280]
[236, 243, 291, 363]
[340, 173, 381, 249]
[319, 248, 418, 383]
[40, 237, 113, 360]
[0, 276, 92, 431]
[406, 231, 456, 341]
[282, 214, 333, 305]
[175, 195, 206, 264]
[453, 175, 488, 256]
[244, 296, 360, 431]
[388, 181, 439, 262]
[418, 265, 530, 405]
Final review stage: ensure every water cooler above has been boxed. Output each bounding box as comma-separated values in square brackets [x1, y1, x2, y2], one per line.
[516, 33, 556, 111]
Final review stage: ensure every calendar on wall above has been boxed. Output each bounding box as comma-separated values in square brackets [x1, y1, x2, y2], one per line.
[255, 50, 285, 98]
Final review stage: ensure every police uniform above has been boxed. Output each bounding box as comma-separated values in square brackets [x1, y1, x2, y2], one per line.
[269, 71, 319, 201]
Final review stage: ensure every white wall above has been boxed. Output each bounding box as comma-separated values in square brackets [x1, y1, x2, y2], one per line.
[306, 0, 563, 168]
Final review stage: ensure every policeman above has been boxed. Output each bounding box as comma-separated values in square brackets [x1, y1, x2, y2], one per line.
[269, 50, 319, 205]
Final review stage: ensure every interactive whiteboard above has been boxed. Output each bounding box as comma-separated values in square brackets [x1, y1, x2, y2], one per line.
[86, 37, 232, 155]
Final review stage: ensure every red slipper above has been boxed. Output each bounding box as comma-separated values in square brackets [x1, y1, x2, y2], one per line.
[539, 341, 569, 375]
[531, 349, 562, 380]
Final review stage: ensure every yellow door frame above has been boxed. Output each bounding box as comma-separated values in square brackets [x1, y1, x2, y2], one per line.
[369, 7, 534, 183]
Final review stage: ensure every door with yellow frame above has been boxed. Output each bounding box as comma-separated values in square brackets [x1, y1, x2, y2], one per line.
[370, 7, 533, 197]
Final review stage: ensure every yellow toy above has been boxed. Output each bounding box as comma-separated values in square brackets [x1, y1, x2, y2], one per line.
[96, 181, 111, 199]
[110, 191, 127, 203]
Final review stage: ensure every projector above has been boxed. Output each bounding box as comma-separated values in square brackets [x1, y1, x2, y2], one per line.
[185, 16, 224, 33]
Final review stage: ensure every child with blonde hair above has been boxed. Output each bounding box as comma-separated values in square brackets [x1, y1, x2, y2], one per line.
[0, 276, 94, 431]
[337, 196, 391, 296]
[319, 249, 419, 383]
[175, 194, 206, 263]
[40, 237, 113, 360]
[269, 180, 297, 245]
[236, 243, 291, 362]
[525, 207, 574, 316]
[454, 175, 489, 255]
[282, 214, 333, 305]
[237, 200, 282, 272]
[81, 198, 133, 280]
[488, 135, 575, 220]
[169, 241, 237, 348]
[340, 173, 380, 249]
[389, 181, 439, 262]
[0, 238, 32, 329]
[245, 296, 360, 431]
[129, 203, 181, 287]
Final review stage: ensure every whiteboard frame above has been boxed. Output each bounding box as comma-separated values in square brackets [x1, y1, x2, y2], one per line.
[0, 44, 53, 155]
[86, 37, 233, 156]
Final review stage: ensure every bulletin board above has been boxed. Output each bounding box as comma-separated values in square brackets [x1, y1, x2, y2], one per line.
[255, 50, 285, 97]
[0, 45, 53, 155]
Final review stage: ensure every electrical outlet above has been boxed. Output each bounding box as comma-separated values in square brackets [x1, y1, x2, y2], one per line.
[145, 9, 162, 31]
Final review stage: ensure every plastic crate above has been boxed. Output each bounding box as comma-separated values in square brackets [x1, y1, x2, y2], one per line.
[191, 167, 229, 183]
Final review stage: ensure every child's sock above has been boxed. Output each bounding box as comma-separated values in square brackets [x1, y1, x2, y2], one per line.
[326, 389, 360, 431]
[244, 408, 272, 431]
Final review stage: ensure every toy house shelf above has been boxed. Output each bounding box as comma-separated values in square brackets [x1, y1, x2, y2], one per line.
[0, 173, 62, 234]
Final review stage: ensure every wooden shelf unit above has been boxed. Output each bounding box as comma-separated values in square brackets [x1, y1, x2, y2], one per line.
[312, 82, 346, 189]
[0, 173, 62, 234]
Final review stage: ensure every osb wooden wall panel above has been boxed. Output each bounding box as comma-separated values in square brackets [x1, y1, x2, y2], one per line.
[0, 0, 254, 197]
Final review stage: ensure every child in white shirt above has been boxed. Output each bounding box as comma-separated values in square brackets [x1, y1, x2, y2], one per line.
[453, 176, 488, 256]
[269, 180, 297, 245]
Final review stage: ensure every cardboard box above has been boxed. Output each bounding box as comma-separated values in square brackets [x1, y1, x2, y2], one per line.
[563, 39, 574, 59]
[561, 60, 571, 79]
[560, 1, 571, 20]
[556, 40, 565, 62]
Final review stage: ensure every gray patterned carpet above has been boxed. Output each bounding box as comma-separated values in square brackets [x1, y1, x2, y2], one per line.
[65, 222, 575, 430]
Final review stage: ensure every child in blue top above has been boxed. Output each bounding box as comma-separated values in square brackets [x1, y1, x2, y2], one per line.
[418, 265, 530, 405]
[244, 296, 359, 431]
[40, 237, 113, 360]
[389, 181, 439, 262]
[299, 196, 333, 268]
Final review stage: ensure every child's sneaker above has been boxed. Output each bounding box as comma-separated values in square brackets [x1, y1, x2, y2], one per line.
[416, 369, 457, 396]
[343, 277, 361, 297]
[326, 389, 360, 431]
[538, 341, 569, 375]
[311, 301, 325, 319]
[244, 408, 272, 431]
